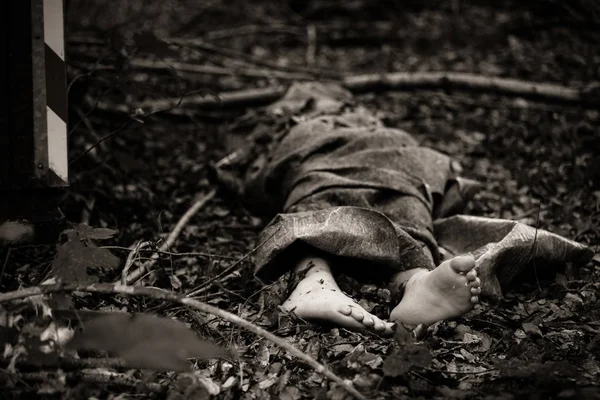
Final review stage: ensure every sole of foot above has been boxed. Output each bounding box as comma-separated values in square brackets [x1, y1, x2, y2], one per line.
[389, 254, 481, 326]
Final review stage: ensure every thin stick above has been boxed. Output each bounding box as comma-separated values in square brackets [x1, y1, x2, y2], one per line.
[0, 248, 12, 287]
[343, 72, 589, 104]
[121, 241, 152, 285]
[202, 24, 304, 40]
[8, 370, 165, 392]
[0, 283, 366, 400]
[123, 189, 217, 284]
[185, 226, 281, 297]
[102, 246, 238, 260]
[166, 38, 339, 79]
[93, 72, 599, 116]
[129, 58, 313, 80]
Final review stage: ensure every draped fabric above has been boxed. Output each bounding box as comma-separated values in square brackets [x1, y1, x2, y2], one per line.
[215, 82, 593, 299]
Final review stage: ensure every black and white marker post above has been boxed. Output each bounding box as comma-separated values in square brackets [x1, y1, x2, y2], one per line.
[0, 0, 68, 244]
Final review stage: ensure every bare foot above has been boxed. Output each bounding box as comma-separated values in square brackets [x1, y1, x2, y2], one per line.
[281, 257, 394, 336]
[390, 254, 481, 326]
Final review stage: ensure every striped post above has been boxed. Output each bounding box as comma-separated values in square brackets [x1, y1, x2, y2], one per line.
[0, 0, 68, 243]
[43, 0, 69, 185]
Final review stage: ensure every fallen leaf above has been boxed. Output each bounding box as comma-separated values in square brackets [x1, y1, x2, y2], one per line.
[383, 345, 432, 377]
[51, 230, 120, 284]
[72, 223, 118, 240]
[563, 293, 584, 310]
[393, 323, 416, 346]
[279, 386, 301, 400]
[258, 376, 278, 390]
[522, 322, 543, 337]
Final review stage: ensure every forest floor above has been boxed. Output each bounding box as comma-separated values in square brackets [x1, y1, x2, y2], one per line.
[2, 1, 600, 399]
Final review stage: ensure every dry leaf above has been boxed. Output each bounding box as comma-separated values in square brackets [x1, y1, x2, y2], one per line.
[72, 223, 118, 240]
[51, 230, 120, 284]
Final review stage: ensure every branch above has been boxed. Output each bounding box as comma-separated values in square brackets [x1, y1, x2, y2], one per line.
[202, 24, 304, 40]
[343, 72, 592, 104]
[123, 189, 217, 284]
[166, 37, 340, 79]
[9, 370, 165, 392]
[102, 246, 239, 261]
[85, 84, 288, 117]
[0, 283, 367, 400]
[129, 58, 313, 80]
[14, 357, 127, 370]
[93, 72, 599, 116]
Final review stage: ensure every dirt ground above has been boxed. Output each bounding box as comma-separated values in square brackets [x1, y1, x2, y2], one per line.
[1, 1, 600, 399]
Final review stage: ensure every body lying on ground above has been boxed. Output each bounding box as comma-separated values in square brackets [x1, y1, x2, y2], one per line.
[215, 82, 593, 335]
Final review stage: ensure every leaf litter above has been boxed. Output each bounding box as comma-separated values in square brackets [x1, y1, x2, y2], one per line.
[1, 1, 599, 399]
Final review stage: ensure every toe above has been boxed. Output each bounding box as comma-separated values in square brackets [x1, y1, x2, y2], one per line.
[338, 305, 353, 316]
[363, 316, 374, 326]
[471, 286, 481, 295]
[471, 295, 479, 304]
[469, 277, 481, 288]
[350, 308, 364, 322]
[466, 269, 478, 281]
[450, 254, 476, 273]
[373, 319, 386, 332]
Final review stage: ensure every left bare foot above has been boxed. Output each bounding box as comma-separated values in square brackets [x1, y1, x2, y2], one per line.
[390, 254, 481, 326]
[281, 257, 394, 335]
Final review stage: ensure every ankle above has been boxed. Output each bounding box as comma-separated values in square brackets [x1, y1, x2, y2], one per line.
[292, 254, 332, 275]
[390, 268, 428, 297]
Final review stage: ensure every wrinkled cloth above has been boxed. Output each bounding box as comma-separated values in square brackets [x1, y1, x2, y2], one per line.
[215, 82, 593, 300]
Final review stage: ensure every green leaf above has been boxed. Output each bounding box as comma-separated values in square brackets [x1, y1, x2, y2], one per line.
[67, 313, 230, 372]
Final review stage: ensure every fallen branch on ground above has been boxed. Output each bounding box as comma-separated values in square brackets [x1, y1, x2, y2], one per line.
[343, 72, 596, 103]
[9, 357, 127, 371]
[7, 370, 165, 392]
[71, 57, 315, 81]
[166, 38, 340, 79]
[0, 283, 367, 400]
[91, 72, 599, 116]
[103, 246, 239, 260]
[122, 189, 217, 284]
[129, 58, 314, 80]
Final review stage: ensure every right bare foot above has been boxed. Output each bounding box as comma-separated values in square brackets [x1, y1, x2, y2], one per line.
[390, 254, 481, 326]
[281, 257, 394, 336]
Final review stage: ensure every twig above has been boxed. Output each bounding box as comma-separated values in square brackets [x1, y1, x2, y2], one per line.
[121, 241, 153, 285]
[123, 189, 217, 284]
[129, 58, 313, 80]
[0, 248, 12, 287]
[102, 246, 238, 260]
[14, 357, 128, 370]
[428, 367, 496, 375]
[342, 72, 592, 104]
[166, 38, 340, 79]
[69, 120, 134, 165]
[93, 72, 599, 116]
[202, 24, 304, 40]
[91, 86, 288, 116]
[0, 283, 367, 400]
[185, 226, 281, 297]
[6, 369, 165, 392]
